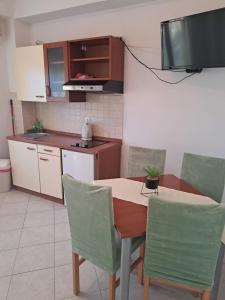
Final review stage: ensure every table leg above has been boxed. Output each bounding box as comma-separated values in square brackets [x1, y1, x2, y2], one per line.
[119, 238, 132, 300]
[210, 243, 225, 300]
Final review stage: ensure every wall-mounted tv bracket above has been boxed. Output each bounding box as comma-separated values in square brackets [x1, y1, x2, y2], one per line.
[186, 68, 203, 73]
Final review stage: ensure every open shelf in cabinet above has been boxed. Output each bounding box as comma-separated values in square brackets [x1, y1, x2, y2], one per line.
[68, 36, 124, 81]
[69, 37, 110, 60]
[71, 57, 109, 62]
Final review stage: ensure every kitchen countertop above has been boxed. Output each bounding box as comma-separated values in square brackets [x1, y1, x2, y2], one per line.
[7, 130, 122, 154]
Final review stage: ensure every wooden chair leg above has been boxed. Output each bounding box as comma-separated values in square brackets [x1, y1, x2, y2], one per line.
[143, 277, 150, 300]
[137, 243, 145, 285]
[191, 291, 200, 298]
[72, 252, 80, 295]
[201, 291, 210, 300]
[109, 274, 116, 300]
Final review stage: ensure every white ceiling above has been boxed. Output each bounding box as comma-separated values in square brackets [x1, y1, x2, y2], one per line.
[15, 0, 158, 24]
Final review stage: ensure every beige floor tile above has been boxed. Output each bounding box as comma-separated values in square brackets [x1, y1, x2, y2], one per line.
[55, 262, 99, 300]
[13, 243, 54, 274]
[0, 250, 17, 277]
[54, 208, 69, 224]
[62, 292, 102, 300]
[20, 225, 54, 247]
[96, 267, 137, 292]
[0, 214, 25, 231]
[27, 197, 54, 212]
[0, 230, 21, 251]
[24, 210, 54, 228]
[0, 202, 27, 216]
[0, 192, 6, 201]
[55, 223, 71, 242]
[0, 276, 11, 300]
[54, 203, 66, 210]
[7, 268, 54, 300]
[102, 281, 197, 300]
[55, 240, 72, 267]
[3, 190, 29, 204]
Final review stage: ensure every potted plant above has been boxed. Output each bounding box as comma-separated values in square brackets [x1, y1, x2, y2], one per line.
[144, 166, 161, 190]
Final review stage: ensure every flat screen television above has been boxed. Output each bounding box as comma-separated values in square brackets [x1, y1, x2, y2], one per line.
[161, 8, 225, 72]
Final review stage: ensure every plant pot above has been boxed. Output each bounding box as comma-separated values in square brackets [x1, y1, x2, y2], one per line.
[145, 177, 160, 190]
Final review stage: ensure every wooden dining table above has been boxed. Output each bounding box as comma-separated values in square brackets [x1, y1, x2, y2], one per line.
[108, 174, 224, 300]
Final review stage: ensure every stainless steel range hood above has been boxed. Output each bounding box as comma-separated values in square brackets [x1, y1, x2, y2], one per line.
[63, 80, 123, 94]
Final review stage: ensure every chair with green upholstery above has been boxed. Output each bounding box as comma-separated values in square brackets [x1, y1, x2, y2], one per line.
[127, 146, 166, 177]
[143, 197, 225, 300]
[62, 174, 145, 300]
[181, 152, 225, 203]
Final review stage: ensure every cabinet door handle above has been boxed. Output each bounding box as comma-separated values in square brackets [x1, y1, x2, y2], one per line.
[43, 149, 53, 152]
[35, 95, 45, 98]
[27, 147, 36, 151]
[40, 158, 49, 161]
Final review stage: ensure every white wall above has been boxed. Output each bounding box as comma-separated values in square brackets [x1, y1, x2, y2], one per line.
[28, 0, 225, 178]
[0, 26, 12, 157]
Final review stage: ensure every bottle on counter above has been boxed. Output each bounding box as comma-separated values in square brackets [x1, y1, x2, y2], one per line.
[81, 117, 93, 141]
[32, 120, 43, 133]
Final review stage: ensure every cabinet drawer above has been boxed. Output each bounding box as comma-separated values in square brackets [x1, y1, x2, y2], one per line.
[38, 145, 60, 156]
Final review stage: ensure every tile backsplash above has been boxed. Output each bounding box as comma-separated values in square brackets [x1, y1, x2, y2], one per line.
[34, 94, 124, 139]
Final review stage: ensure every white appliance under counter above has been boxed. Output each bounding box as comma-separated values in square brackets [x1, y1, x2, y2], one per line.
[62, 150, 95, 182]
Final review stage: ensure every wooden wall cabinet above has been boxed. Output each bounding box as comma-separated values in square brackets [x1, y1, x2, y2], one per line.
[14, 36, 124, 103]
[44, 41, 85, 102]
[68, 36, 124, 81]
[44, 42, 69, 102]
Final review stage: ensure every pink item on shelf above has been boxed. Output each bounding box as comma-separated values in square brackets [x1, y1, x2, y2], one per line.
[74, 72, 94, 79]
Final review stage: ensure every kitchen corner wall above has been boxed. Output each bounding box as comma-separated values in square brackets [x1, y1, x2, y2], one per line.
[11, 0, 225, 184]
[35, 94, 123, 138]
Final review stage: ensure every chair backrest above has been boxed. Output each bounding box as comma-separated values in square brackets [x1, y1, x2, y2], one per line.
[62, 174, 117, 273]
[144, 197, 225, 291]
[181, 153, 225, 203]
[127, 146, 166, 177]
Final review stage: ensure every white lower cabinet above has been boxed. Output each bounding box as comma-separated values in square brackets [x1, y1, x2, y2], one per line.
[8, 140, 63, 199]
[38, 153, 63, 199]
[8, 140, 40, 192]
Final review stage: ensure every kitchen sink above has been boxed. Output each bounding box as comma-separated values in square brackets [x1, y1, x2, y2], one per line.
[22, 132, 50, 140]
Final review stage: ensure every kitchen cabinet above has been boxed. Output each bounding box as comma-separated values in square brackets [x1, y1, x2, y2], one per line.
[7, 132, 122, 204]
[44, 42, 69, 102]
[14, 45, 47, 102]
[44, 41, 85, 102]
[14, 36, 124, 103]
[69, 36, 124, 81]
[8, 140, 63, 200]
[8, 140, 40, 192]
[38, 153, 62, 199]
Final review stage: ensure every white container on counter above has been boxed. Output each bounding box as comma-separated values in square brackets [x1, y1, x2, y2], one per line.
[0, 159, 11, 192]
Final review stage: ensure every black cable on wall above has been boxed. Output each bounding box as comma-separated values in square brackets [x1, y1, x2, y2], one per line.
[120, 38, 198, 85]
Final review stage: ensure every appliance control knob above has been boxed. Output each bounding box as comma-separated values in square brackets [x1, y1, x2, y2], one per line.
[75, 143, 79, 147]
